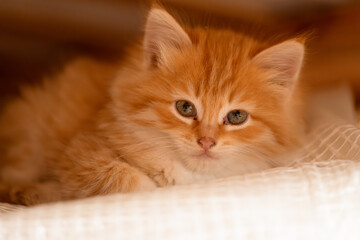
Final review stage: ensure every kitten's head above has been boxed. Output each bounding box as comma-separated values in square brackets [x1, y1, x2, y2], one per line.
[114, 8, 305, 176]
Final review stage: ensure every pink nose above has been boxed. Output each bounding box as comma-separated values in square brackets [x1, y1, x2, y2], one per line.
[197, 137, 216, 150]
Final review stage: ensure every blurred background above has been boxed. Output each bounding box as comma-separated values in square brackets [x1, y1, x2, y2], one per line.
[1, 0, 360, 108]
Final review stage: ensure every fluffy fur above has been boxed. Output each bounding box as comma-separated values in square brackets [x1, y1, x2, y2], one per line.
[0, 7, 305, 205]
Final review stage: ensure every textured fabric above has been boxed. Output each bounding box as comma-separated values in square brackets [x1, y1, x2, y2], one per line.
[0, 86, 359, 240]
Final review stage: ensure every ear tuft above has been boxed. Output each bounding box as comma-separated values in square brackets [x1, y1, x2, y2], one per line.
[253, 40, 305, 89]
[143, 8, 191, 68]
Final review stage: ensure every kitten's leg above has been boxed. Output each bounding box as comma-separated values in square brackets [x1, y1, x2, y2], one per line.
[57, 131, 157, 200]
[118, 145, 205, 187]
[0, 181, 61, 206]
[59, 159, 157, 200]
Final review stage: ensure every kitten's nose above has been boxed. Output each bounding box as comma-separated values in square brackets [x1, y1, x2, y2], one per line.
[197, 137, 216, 151]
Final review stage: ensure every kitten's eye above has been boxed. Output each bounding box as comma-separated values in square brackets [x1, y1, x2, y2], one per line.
[175, 100, 197, 117]
[225, 110, 248, 125]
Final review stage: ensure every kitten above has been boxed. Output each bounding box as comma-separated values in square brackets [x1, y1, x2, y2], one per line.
[0, 7, 305, 205]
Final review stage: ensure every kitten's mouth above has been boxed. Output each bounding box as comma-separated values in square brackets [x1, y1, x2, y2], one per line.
[194, 151, 216, 160]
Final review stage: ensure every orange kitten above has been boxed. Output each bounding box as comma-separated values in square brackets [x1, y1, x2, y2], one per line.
[0, 8, 305, 205]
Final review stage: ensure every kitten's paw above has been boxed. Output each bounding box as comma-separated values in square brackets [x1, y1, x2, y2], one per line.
[150, 169, 176, 187]
[0, 182, 61, 206]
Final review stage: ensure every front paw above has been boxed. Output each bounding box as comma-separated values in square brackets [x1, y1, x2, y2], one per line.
[150, 169, 176, 187]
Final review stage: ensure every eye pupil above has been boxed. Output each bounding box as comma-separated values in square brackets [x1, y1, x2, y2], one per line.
[226, 110, 248, 125]
[176, 100, 197, 117]
[183, 102, 192, 113]
[233, 111, 243, 119]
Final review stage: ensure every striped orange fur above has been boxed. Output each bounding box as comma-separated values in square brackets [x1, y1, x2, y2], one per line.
[0, 7, 305, 205]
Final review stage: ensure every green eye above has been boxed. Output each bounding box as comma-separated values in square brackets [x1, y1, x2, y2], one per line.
[225, 110, 248, 125]
[175, 100, 197, 117]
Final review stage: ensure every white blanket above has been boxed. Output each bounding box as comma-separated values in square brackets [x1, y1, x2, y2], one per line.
[1, 85, 359, 240]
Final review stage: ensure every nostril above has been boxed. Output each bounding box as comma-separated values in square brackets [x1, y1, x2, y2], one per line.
[197, 137, 216, 150]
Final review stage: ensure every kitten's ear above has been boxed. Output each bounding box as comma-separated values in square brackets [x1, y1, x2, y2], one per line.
[143, 8, 192, 68]
[253, 40, 304, 90]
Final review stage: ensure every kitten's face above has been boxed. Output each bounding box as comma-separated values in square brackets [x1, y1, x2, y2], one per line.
[115, 8, 304, 176]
